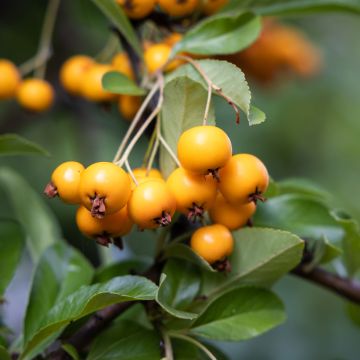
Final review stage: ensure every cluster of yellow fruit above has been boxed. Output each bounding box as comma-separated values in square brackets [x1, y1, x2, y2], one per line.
[117, 0, 228, 19]
[44, 124, 269, 268]
[0, 59, 54, 112]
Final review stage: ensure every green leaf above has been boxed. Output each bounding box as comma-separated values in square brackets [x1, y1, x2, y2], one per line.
[90, 0, 142, 56]
[166, 59, 265, 125]
[0, 167, 62, 262]
[254, 194, 344, 243]
[87, 320, 161, 360]
[332, 210, 360, 276]
[0, 134, 50, 157]
[102, 72, 145, 95]
[156, 272, 199, 320]
[173, 11, 261, 56]
[62, 344, 80, 360]
[190, 287, 286, 341]
[21, 275, 157, 360]
[94, 258, 150, 283]
[163, 243, 216, 273]
[201, 228, 304, 298]
[23, 243, 94, 347]
[160, 76, 216, 177]
[306, 236, 342, 267]
[0, 220, 24, 296]
[0, 346, 11, 360]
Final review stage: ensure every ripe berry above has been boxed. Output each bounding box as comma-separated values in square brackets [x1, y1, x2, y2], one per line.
[219, 154, 269, 205]
[44, 161, 85, 204]
[128, 179, 176, 229]
[59, 55, 94, 95]
[190, 224, 234, 264]
[167, 167, 217, 221]
[133, 167, 163, 180]
[116, 0, 156, 19]
[81, 63, 116, 102]
[158, 0, 199, 17]
[144, 44, 180, 74]
[0, 59, 21, 99]
[177, 125, 232, 177]
[76, 206, 133, 247]
[209, 192, 256, 230]
[16, 78, 54, 112]
[79, 162, 131, 218]
[202, 0, 228, 14]
[164, 33, 183, 47]
[118, 95, 142, 121]
[111, 52, 134, 80]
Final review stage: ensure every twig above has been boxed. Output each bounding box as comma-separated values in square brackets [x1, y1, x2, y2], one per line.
[160, 327, 174, 360]
[18, 49, 52, 76]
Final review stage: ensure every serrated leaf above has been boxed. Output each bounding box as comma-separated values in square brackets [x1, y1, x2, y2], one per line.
[160, 76, 216, 177]
[23, 243, 94, 348]
[166, 59, 265, 126]
[201, 228, 304, 298]
[190, 287, 286, 341]
[173, 11, 261, 55]
[332, 210, 360, 276]
[163, 244, 216, 273]
[90, 0, 142, 56]
[87, 320, 161, 360]
[0, 346, 11, 360]
[102, 72, 145, 95]
[21, 276, 158, 360]
[0, 167, 62, 262]
[254, 194, 344, 243]
[0, 134, 50, 157]
[0, 220, 24, 296]
[156, 259, 200, 320]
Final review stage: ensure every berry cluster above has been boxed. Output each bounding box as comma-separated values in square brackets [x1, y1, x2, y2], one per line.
[44, 124, 269, 269]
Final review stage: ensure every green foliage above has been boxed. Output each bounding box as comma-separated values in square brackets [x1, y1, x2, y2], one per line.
[173, 11, 261, 55]
[160, 77, 216, 177]
[21, 276, 158, 360]
[0, 167, 62, 262]
[190, 287, 286, 341]
[166, 59, 265, 125]
[87, 320, 161, 360]
[90, 0, 142, 56]
[0, 134, 50, 157]
[61, 344, 80, 360]
[0, 220, 24, 297]
[102, 72, 145, 95]
[0, 346, 11, 360]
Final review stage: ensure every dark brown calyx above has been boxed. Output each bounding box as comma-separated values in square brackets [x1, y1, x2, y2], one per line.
[207, 168, 220, 182]
[187, 203, 204, 223]
[112, 237, 124, 250]
[154, 211, 172, 227]
[246, 218, 254, 227]
[91, 195, 106, 219]
[248, 187, 267, 203]
[212, 258, 232, 273]
[43, 182, 58, 199]
[95, 234, 112, 247]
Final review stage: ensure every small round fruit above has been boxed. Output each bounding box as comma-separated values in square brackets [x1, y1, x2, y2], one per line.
[81, 63, 116, 102]
[164, 32, 183, 47]
[0, 59, 21, 99]
[111, 52, 134, 80]
[59, 55, 94, 95]
[158, 0, 199, 17]
[203, 0, 228, 15]
[76, 206, 133, 247]
[177, 125, 232, 176]
[167, 167, 217, 220]
[190, 224, 233, 264]
[44, 161, 85, 204]
[16, 79, 54, 112]
[118, 95, 142, 121]
[209, 192, 256, 230]
[133, 167, 163, 180]
[128, 179, 176, 229]
[79, 162, 131, 218]
[116, 0, 156, 19]
[144, 44, 180, 74]
[219, 154, 269, 204]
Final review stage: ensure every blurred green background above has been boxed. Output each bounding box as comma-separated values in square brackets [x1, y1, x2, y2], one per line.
[1, 0, 360, 358]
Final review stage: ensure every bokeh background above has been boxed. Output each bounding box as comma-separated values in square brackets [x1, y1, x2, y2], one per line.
[1, 1, 360, 359]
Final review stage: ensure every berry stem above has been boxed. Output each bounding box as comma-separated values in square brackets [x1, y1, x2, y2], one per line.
[19, 49, 52, 76]
[113, 78, 161, 163]
[95, 34, 119, 63]
[160, 327, 174, 360]
[146, 116, 161, 174]
[159, 134, 180, 167]
[117, 74, 165, 168]
[203, 81, 212, 126]
[34, 0, 61, 79]
[125, 159, 138, 186]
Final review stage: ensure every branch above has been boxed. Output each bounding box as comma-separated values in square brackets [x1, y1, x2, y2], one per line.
[291, 266, 360, 304]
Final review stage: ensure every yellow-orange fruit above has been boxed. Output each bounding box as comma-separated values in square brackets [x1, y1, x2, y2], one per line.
[0, 59, 21, 99]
